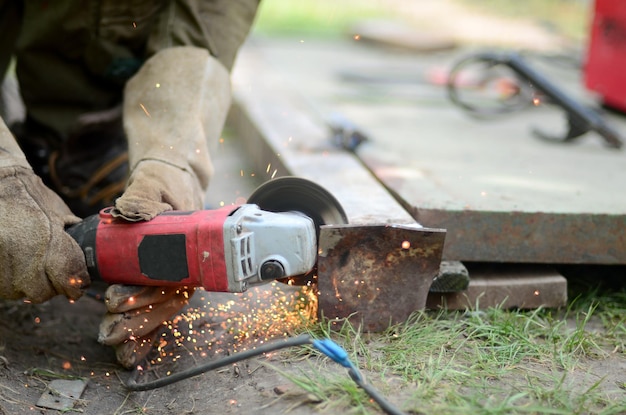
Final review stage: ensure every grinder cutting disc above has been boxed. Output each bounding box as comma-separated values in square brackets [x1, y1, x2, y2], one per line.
[247, 177, 348, 229]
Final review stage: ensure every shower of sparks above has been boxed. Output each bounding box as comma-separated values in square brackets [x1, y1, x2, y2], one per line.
[134, 282, 318, 372]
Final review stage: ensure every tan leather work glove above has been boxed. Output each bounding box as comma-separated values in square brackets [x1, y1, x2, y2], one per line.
[98, 47, 231, 368]
[0, 118, 89, 303]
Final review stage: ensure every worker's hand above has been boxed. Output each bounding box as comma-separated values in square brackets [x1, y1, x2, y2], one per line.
[100, 47, 231, 368]
[0, 165, 90, 303]
[113, 160, 203, 221]
[98, 285, 194, 368]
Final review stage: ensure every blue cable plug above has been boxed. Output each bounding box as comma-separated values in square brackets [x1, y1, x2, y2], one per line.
[312, 339, 350, 367]
[312, 338, 364, 382]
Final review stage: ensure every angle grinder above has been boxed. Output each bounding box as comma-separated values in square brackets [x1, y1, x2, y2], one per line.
[66, 177, 347, 293]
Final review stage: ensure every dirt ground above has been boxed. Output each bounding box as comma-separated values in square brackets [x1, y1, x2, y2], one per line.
[0, 285, 334, 415]
[1, 277, 624, 415]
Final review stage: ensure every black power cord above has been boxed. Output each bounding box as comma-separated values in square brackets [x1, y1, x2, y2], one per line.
[125, 335, 313, 391]
[124, 334, 407, 415]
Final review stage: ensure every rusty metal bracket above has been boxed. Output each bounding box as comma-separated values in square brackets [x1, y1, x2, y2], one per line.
[317, 224, 446, 332]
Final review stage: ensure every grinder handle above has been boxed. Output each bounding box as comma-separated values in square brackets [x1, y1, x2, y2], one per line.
[66, 212, 103, 281]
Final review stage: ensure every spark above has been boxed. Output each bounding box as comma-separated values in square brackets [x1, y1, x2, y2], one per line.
[137, 282, 318, 378]
[266, 163, 271, 173]
[533, 96, 541, 106]
[271, 169, 278, 179]
[139, 103, 151, 118]
[132, 21, 137, 29]
[534, 290, 540, 296]
[353, 34, 361, 41]
[401, 241, 411, 249]
[62, 361, 71, 370]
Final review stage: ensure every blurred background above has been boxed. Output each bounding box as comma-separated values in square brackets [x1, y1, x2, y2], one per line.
[252, 0, 590, 50]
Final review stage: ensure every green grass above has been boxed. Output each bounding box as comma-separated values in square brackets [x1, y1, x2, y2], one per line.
[253, 0, 396, 38]
[273, 278, 626, 414]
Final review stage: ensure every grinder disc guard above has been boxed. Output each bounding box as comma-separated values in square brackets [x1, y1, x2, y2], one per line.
[247, 177, 348, 229]
[248, 177, 348, 287]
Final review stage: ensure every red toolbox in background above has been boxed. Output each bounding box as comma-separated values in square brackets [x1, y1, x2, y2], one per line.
[585, 0, 626, 112]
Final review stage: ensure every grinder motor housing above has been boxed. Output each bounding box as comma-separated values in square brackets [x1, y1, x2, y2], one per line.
[67, 177, 348, 293]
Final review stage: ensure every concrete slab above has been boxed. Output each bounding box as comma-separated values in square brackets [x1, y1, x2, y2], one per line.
[241, 38, 626, 264]
[229, 42, 569, 314]
[426, 264, 568, 310]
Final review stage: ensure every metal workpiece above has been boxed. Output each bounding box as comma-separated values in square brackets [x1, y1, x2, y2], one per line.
[317, 224, 446, 332]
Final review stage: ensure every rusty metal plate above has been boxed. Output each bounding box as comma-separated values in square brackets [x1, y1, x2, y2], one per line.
[317, 224, 445, 332]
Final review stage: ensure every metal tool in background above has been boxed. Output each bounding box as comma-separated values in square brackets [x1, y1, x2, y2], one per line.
[447, 51, 624, 149]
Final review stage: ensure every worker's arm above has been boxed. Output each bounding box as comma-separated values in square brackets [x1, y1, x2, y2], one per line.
[0, 117, 90, 303]
[115, 0, 260, 221]
[99, 0, 260, 369]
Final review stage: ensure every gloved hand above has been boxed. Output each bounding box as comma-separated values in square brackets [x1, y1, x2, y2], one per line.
[98, 46, 231, 368]
[0, 119, 89, 303]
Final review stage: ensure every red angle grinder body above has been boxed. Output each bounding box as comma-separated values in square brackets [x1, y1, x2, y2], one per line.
[67, 177, 348, 293]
